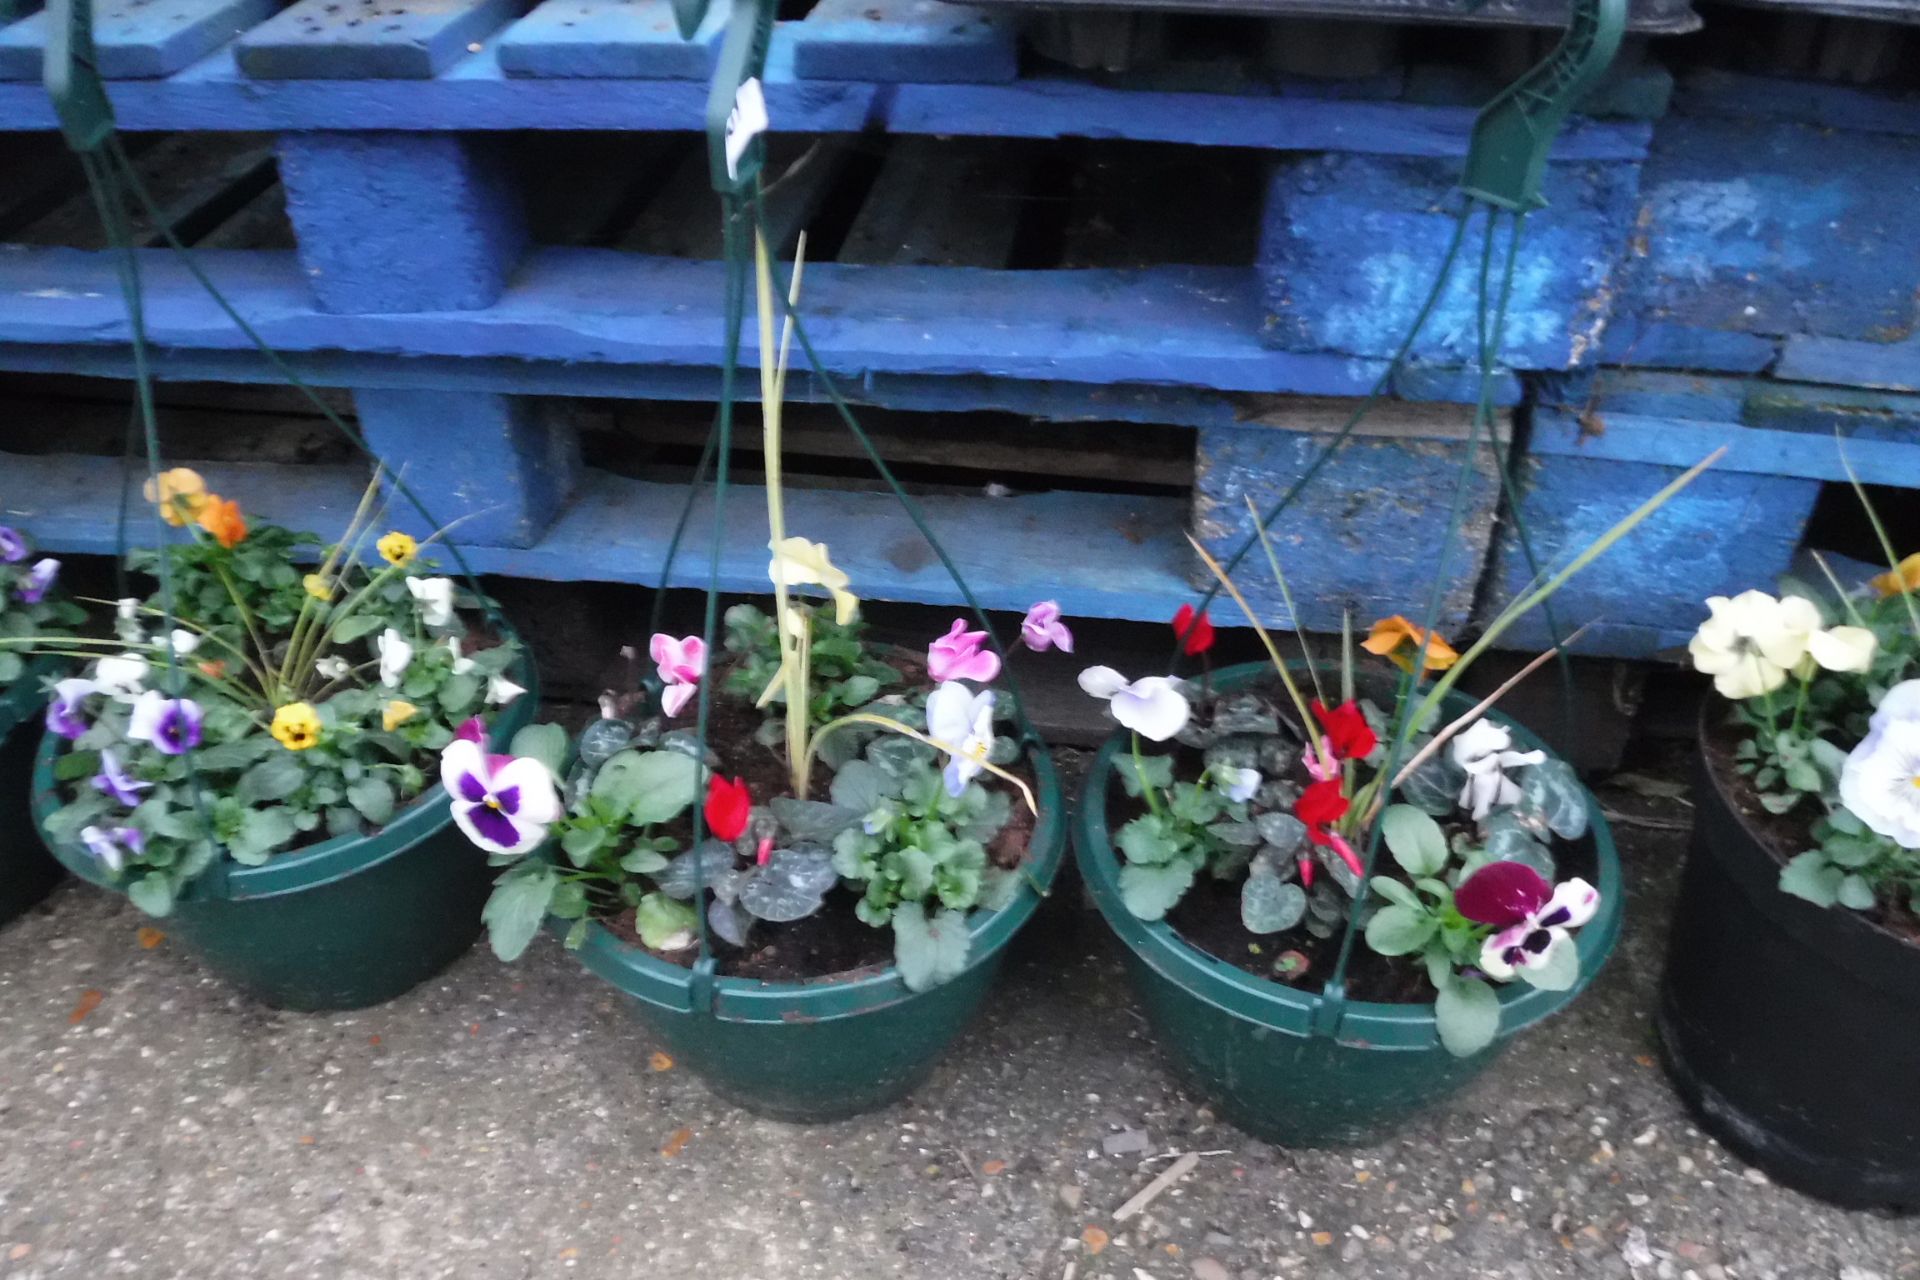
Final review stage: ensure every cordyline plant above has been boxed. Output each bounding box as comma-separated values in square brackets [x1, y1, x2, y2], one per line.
[455, 232, 1057, 991]
[23, 469, 525, 916]
[1081, 451, 1721, 1055]
[1687, 444, 1920, 915]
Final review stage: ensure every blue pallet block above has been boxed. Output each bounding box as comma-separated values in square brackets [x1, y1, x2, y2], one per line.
[0, 0, 277, 79]
[1191, 403, 1508, 635]
[235, 0, 521, 78]
[1257, 156, 1643, 372]
[1603, 113, 1920, 379]
[497, 0, 722, 79]
[787, 0, 1016, 84]
[277, 133, 526, 312]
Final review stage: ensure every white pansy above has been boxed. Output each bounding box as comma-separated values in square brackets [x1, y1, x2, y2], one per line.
[446, 636, 476, 676]
[377, 629, 413, 689]
[407, 577, 456, 628]
[1687, 591, 1822, 700]
[1077, 666, 1190, 742]
[92, 653, 151, 701]
[1807, 625, 1878, 674]
[1839, 691, 1920, 850]
[927, 681, 995, 798]
[1870, 679, 1920, 735]
[487, 674, 527, 706]
[166, 629, 200, 657]
[1451, 718, 1546, 821]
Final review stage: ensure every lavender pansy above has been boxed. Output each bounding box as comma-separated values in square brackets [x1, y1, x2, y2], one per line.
[17, 558, 59, 604]
[126, 690, 204, 756]
[79, 824, 145, 873]
[92, 749, 150, 807]
[441, 739, 561, 856]
[0, 527, 26, 564]
[45, 677, 95, 740]
[1220, 766, 1261, 803]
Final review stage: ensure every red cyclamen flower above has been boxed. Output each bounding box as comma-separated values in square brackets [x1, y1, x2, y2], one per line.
[704, 775, 752, 842]
[1171, 605, 1215, 656]
[1311, 699, 1377, 761]
[1294, 777, 1350, 835]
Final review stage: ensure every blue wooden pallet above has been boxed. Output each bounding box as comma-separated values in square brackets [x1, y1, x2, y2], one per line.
[0, 0, 276, 79]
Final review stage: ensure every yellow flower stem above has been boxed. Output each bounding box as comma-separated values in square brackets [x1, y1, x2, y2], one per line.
[1401, 447, 1725, 747]
[309, 563, 407, 686]
[754, 226, 812, 797]
[803, 712, 1037, 816]
[280, 473, 387, 694]
[1244, 496, 1327, 711]
[1835, 432, 1920, 641]
[209, 562, 279, 701]
[1184, 533, 1337, 778]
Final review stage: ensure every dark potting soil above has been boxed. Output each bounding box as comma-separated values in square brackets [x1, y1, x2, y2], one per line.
[1115, 675, 1598, 1005]
[605, 652, 1040, 984]
[1701, 711, 1920, 948]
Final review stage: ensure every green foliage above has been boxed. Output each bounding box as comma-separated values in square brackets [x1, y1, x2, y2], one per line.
[892, 901, 971, 992]
[721, 602, 898, 730]
[0, 529, 85, 696]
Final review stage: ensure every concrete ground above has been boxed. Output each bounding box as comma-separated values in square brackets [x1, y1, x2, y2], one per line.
[0, 765, 1914, 1280]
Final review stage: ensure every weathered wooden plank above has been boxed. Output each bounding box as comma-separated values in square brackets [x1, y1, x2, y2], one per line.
[277, 132, 525, 311]
[1258, 156, 1643, 371]
[355, 388, 578, 546]
[1603, 114, 1920, 378]
[496, 0, 723, 79]
[0, 0, 276, 79]
[1191, 402, 1511, 634]
[0, 248, 1529, 403]
[787, 0, 1017, 84]
[836, 136, 1036, 267]
[235, 0, 521, 78]
[1776, 334, 1920, 394]
[1677, 69, 1920, 138]
[5, 132, 275, 248]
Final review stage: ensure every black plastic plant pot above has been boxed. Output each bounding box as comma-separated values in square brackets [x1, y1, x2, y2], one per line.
[28, 660, 537, 1013]
[1658, 711, 1920, 1211]
[0, 659, 66, 926]
[564, 744, 1067, 1123]
[1074, 661, 1622, 1148]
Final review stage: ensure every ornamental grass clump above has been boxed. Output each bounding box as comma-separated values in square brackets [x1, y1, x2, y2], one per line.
[25, 469, 526, 916]
[1081, 453, 1719, 1056]
[455, 234, 1057, 991]
[1688, 456, 1920, 916]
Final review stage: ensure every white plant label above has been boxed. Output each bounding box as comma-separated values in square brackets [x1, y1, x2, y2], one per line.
[725, 77, 769, 182]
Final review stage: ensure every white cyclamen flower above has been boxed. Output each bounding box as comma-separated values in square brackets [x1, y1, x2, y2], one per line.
[1839, 682, 1920, 850]
[927, 681, 995, 797]
[1687, 591, 1821, 700]
[407, 576, 456, 628]
[1077, 666, 1190, 742]
[377, 629, 413, 689]
[486, 674, 526, 706]
[1451, 718, 1546, 821]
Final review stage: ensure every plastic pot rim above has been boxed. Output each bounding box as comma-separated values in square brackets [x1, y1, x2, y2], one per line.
[31, 649, 538, 904]
[1074, 659, 1623, 1051]
[563, 741, 1068, 1026]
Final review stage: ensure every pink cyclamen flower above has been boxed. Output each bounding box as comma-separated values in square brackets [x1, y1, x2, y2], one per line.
[928, 619, 1001, 684]
[441, 738, 561, 857]
[1020, 601, 1074, 654]
[1455, 861, 1599, 982]
[649, 633, 707, 718]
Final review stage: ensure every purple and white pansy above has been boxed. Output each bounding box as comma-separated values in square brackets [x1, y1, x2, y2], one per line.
[126, 690, 205, 756]
[45, 677, 97, 740]
[92, 749, 151, 807]
[441, 738, 561, 857]
[79, 824, 145, 873]
[17, 558, 59, 604]
[1455, 860, 1599, 983]
[0, 527, 27, 564]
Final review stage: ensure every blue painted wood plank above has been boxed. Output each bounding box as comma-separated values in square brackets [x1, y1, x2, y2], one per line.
[1603, 114, 1920, 371]
[235, 0, 521, 78]
[1258, 157, 1643, 372]
[788, 0, 1016, 85]
[0, 248, 1526, 402]
[1192, 411, 1506, 635]
[1527, 407, 1920, 488]
[0, 55, 1653, 157]
[1776, 334, 1920, 395]
[0, 0, 276, 79]
[1677, 70, 1920, 141]
[277, 133, 526, 311]
[355, 389, 578, 546]
[0, 453, 1200, 624]
[496, 0, 721, 80]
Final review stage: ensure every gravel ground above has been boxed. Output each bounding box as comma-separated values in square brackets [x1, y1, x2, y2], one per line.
[0, 768, 1915, 1280]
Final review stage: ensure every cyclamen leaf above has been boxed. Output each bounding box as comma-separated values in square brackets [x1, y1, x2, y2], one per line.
[1254, 811, 1308, 853]
[655, 840, 736, 900]
[1240, 872, 1307, 934]
[1434, 976, 1502, 1058]
[708, 898, 752, 948]
[769, 797, 864, 842]
[893, 902, 971, 992]
[1516, 758, 1589, 840]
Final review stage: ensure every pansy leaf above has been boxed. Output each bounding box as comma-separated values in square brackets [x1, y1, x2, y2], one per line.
[1837, 872, 1877, 911]
[618, 846, 669, 875]
[830, 759, 897, 814]
[1434, 975, 1502, 1058]
[126, 873, 175, 918]
[1381, 804, 1450, 877]
[1516, 758, 1588, 840]
[893, 902, 971, 992]
[1115, 815, 1183, 867]
[237, 754, 305, 805]
[346, 776, 395, 827]
[635, 891, 699, 951]
[482, 862, 558, 961]
[1368, 876, 1422, 912]
[594, 750, 699, 827]
[1519, 939, 1580, 992]
[1364, 903, 1436, 956]
[1778, 851, 1844, 907]
[977, 865, 1022, 913]
[1116, 752, 1174, 798]
[1117, 860, 1196, 921]
[1240, 871, 1307, 934]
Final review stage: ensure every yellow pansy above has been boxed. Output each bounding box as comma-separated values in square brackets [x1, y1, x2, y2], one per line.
[376, 531, 419, 567]
[270, 702, 322, 752]
[1872, 553, 1920, 599]
[768, 536, 859, 625]
[303, 573, 333, 601]
[382, 700, 419, 732]
[142, 467, 209, 528]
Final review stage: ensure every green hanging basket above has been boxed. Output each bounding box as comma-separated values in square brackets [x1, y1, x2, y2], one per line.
[1073, 661, 1622, 1147]
[564, 743, 1066, 1122]
[0, 659, 67, 926]
[28, 656, 537, 1012]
